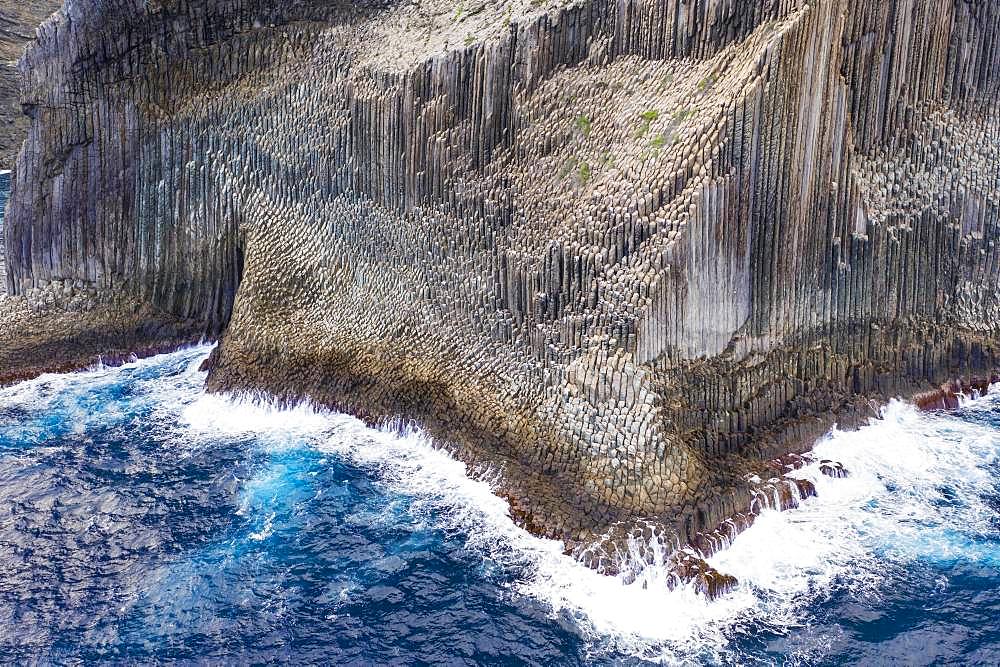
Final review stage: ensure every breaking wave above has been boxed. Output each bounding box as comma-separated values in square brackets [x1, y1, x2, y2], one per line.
[1, 347, 998, 663]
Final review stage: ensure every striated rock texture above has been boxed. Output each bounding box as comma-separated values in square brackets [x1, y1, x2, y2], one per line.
[0, 2, 62, 284]
[0, 2, 62, 167]
[3, 0, 1000, 563]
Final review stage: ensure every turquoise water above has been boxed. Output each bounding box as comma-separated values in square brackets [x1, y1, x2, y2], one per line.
[0, 347, 999, 664]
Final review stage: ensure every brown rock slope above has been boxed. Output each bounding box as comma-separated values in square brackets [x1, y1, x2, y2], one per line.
[2, 0, 1000, 567]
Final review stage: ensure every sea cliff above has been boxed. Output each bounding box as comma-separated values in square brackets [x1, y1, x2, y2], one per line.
[0, 3, 63, 168]
[2, 0, 999, 589]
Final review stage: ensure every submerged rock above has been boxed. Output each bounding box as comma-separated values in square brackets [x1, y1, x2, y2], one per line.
[1, 0, 999, 563]
[674, 553, 739, 601]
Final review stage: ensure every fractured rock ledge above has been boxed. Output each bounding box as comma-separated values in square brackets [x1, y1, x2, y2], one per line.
[0, 286, 205, 386]
[2, 0, 1000, 586]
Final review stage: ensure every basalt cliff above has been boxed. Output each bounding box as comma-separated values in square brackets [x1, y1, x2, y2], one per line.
[0, 2, 63, 167]
[2, 0, 999, 590]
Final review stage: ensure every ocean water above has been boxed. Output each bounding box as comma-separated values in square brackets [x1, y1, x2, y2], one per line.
[0, 170, 9, 213]
[0, 347, 998, 665]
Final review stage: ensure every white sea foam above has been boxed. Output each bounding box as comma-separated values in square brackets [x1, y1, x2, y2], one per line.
[300, 421, 743, 658]
[7, 347, 998, 662]
[172, 385, 761, 658]
[0, 344, 212, 443]
[175, 395, 777, 659]
[219, 392, 1000, 663]
[181, 392, 332, 440]
[166, 353, 1000, 661]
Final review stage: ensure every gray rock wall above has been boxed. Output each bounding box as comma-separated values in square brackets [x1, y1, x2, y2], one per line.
[0, 2, 63, 169]
[3, 0, 1000, 551]
[0, 1, 62, 295]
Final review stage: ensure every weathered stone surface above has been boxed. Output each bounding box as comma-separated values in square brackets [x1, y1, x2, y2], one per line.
[819, 460, 850, 479]
[0, 285, 204, 386]
[2, 0, 1000, 583]
[0, 3, 62, 284]
[0, 2, 61, 168]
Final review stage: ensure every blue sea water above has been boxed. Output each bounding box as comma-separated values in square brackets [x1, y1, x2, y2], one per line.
[0, 171, 9, 214]
[0, 347, 999, 665]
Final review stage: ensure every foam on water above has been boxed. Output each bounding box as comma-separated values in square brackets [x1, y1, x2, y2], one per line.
[175, 365, 764, 661]
[0, 346, 211, 447]
[169, 349, 1000, 662]
[181, 372, 1000, 662]
[3, 346, 999, 663]
[699, 396, 1000, 659]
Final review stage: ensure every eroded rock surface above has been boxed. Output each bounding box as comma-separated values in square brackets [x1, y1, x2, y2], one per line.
[0, 2, 62, 285]
[0, 2, 61, 168]
[2, 0, 1000, 571]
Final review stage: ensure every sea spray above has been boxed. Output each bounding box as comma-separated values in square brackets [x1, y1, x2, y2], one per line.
[1, 347, 1000, 663]
[183, 385, 1000, 662]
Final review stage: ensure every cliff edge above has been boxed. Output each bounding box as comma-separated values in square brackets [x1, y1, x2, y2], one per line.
[2, 0, 1000, 583]
[0, 3, 62, 168]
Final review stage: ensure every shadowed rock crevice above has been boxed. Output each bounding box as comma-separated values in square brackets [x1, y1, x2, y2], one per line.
[2, 0, 1000, 586]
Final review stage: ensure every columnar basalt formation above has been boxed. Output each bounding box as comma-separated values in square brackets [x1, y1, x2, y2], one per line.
[0, 3, 62, 168]
[3, 0, 1000, 578]
[0, 3, 62, 287]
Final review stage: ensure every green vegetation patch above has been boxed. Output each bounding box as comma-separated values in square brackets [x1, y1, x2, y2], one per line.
[636, 109, 659, 138]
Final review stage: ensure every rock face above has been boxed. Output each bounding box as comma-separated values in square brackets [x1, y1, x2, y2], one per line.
[0, 3, 62, 168]
[3, 0, 1000, 557]
[0, 2, 62, 284]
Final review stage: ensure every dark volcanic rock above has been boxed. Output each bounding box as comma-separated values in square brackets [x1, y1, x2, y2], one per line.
[0, 1, 61, 285]
[819, 460, 850, 479]
[0, 3, 62, 168]
[2, 0, 1000, 573]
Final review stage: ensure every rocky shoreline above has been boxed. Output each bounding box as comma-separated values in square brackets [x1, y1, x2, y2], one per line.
[1, 310, 992, 597]
[0, 288, 205, 387]
[0, 3, 62, 167]
[2, 0, 1000, 596]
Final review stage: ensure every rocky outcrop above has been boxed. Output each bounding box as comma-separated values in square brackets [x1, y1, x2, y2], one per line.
[2, 0, 1000, 582]
[0, 3, 61, 283]
[0, 286, 204, 387]
[0, 3, 62, 168]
